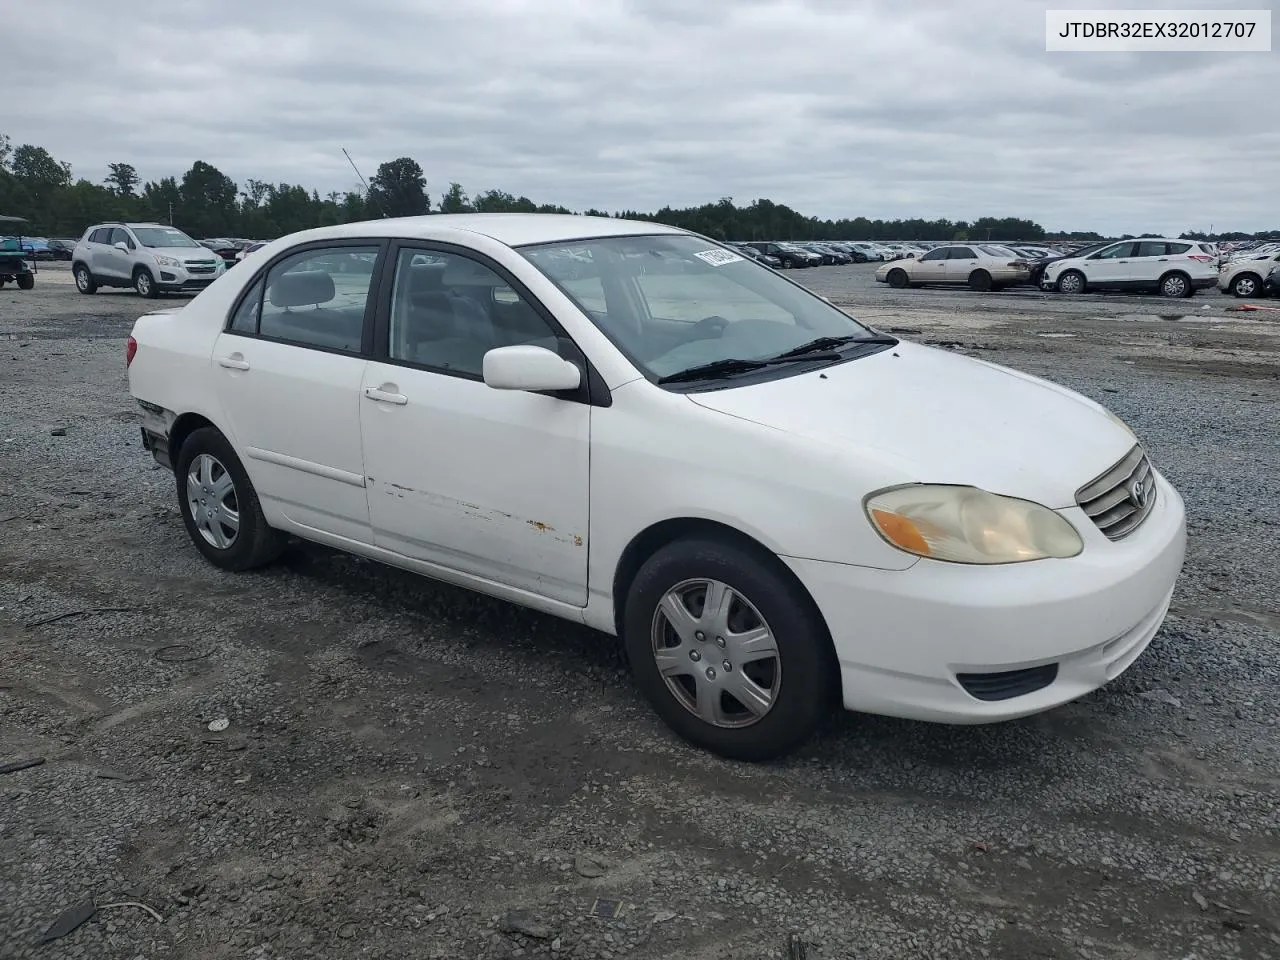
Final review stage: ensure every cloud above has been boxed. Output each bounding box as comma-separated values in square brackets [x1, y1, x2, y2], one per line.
[5, 0, 1276, 233]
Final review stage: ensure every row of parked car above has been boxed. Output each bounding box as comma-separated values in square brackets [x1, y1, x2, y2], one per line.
[726, 235, 1280, 300]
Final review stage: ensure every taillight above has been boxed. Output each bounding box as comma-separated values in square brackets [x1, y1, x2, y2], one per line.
[126, 336, 137, 367]
[1188, 255, 1214, 263]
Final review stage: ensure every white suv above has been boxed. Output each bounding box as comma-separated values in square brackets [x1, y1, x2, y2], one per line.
[1041, 238, 1217, 298]
[72, 222, 225, 298]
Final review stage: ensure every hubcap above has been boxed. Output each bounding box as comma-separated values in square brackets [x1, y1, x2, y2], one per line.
[1237, 278, 1256, 296]
[1164, 276, 1186, 296]
[186, 454, 240, 549]
[650, 578, 781, 729]
[76, 270, 88, 290]
[1061, 274, 1082, 293]
[138, 274, 151, 294]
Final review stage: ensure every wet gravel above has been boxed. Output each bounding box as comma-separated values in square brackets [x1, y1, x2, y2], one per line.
[1, 266, 1278, 960]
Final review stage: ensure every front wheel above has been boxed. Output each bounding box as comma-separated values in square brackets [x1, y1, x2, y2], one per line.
[174, 427, 286, 572]
[16, 273, 34, 290]
[1056, 270, 1085, 295]
[887, 268, 908, 288]
[1231, 273, 1261, 298]
[73, 264, 97, 294]
[623, 538, 836, 761]
[134, 268, 159, 299]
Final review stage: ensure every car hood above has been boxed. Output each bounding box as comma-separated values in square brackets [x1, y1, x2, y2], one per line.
[686, 340, 1135, 509]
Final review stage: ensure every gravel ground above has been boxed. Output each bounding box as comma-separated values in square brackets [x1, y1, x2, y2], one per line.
[1, 263, 1278, 960]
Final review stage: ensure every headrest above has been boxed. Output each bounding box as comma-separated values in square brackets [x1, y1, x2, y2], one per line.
[442, 255, 502, 287]
[269, 270, 334, 308]
[407, 263, 444, 298]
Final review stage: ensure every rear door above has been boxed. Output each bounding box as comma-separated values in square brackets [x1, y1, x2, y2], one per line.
[211, 240, 385, 544]
[942, 246, 980, 284]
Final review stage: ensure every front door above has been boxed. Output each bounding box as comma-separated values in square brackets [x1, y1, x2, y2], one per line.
[100, 227, 135, 280]
[211, 241, 384, 544]
[359, 244, 590, 605]
[1084, 241, 1139, 287]
[911, 247, 950, 283]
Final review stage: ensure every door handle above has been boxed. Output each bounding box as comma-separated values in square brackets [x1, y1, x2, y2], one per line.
[218, 355, 250, 371]
[364, 386, 407, 406]
[1157, 258, 1169, 262]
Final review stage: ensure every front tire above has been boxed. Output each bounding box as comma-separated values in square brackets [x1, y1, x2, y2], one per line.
[1231, 273, 1261, 298]
[887, 268, 908, 288]
[1056, 270, 1085, 295]
[174, 427, 285, 572]
[623, 537, 836, 761]
[73, 264, 97, 294]
[134, 267, 159, 299]
[17, 274, 34, 290]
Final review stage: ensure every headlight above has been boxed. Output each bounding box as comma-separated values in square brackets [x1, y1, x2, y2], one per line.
[864, 485, 1083, 564]
[154, 255, 179, 267]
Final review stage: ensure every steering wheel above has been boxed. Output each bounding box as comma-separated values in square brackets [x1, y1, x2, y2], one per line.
[688, 315, 730, 340]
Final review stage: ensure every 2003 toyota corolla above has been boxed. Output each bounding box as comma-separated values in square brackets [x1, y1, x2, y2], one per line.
[125, 214, 1187, 760]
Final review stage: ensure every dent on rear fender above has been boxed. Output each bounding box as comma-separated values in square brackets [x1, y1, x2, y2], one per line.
[373, 480, 586, 548]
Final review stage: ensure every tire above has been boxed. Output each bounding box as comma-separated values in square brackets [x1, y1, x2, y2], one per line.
[1158, 271, 1192, 299]
[73, 264, 97, 294]
[853, 253, 867, 263]
[17, 273, 34, 290]
[1231, 273, 1261, 298]
[968, 270, 993, 292]
[887, 268, 908, 289]
[174, 427, 286, 572]
[1056, 270, 1086, 295]
[622, 537, 836, 761]
[134, 267, 159, 299]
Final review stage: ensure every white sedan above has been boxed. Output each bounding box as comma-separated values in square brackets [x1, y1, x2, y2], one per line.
[875, 244, 1033, 291]
[126, 214, 1186, 760]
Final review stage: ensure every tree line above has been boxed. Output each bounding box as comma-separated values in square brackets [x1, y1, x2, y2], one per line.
[1, 134, 1275, 245]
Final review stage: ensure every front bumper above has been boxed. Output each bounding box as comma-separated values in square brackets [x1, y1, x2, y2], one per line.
[783, 468, 1187, 723]
[155, 262, 222, 289]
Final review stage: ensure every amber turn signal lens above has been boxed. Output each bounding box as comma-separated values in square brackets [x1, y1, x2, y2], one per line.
[871, 509, 931, 556]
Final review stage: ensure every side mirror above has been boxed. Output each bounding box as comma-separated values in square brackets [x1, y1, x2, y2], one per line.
[482, 345, 581, 393]
[114, 241, 129, 252]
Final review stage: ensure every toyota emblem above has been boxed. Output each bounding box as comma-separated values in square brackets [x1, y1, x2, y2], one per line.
[1130, 477, 1147, 508]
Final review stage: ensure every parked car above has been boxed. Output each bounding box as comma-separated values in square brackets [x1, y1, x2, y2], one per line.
[1024, 240, 1112, 287]
[843, 243, 883, 262]
[744, 242, 820, 268]
[1218, 249, 1280, 298]
[73, 222, 226, 298]
[1265, 263, 1280, 297]
[729, 243, 782, 268]
[1041, 239, 1218, 298]
[875, 244, 1032, 291]
[125, 214, 1186, 760]
[202, 238, 243, 266]
[46, 239, 77, 260]
[798, 243, 849, 265]
[0, 215, 37, 290]
[235, 241, 269, 262]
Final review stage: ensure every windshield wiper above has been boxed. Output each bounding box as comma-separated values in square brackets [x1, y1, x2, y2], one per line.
[656, 358, 772, 384]
[768, 334, 897, 360]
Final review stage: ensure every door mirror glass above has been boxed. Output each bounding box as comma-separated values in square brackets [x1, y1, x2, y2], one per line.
[482, 345, 581, 392]
[114, 241, 130, 253]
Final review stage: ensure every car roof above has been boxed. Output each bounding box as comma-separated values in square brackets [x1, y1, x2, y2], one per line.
[282, 214, 685, 248]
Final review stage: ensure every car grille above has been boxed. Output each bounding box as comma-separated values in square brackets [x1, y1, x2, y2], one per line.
[186, 263, 217, 274]
[1076, 444, 1157, 540]
[956, 664, 1058, 701]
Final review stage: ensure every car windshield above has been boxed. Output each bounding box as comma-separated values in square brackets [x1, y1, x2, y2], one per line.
[132, 227, 201, 248]
[519, 234, 882, 383]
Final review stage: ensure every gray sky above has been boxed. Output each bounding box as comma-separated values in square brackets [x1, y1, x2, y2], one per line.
[8, 0, 1277, 233]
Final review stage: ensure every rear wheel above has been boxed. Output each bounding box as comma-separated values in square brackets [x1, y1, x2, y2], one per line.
[174, 427, 286, 572]
[73, 264, 97, 294]
[623, 537, 836, 761]
[1159, 271, 1192, 298]
[968, 270, 993, 292]
[16, 273, 34, 290]
[887, 268, 908, 288]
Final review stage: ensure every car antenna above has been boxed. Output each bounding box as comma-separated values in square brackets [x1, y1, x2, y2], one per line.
[342, 147, 389, 219]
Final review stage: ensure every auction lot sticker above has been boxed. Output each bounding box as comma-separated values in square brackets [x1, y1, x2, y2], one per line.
[695, 249, 745, 266]
[1046, 9, 1271, 51]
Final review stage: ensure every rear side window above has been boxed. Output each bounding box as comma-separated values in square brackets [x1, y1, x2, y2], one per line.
[257, 246, 379, 354]
[950, 247, 977, 259]
[1166, 242, 1192, 255]
[228, 279, 264, 334]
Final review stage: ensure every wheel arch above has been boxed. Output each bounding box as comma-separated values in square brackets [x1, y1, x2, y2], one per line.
[610, 517, 831, 645]
[169, 411, 220, 466]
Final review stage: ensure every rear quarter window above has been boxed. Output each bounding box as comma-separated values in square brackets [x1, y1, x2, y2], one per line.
[1167, 242, 1192, 255]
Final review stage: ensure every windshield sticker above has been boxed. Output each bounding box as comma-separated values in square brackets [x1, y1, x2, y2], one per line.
[694, 248, 745, 267]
